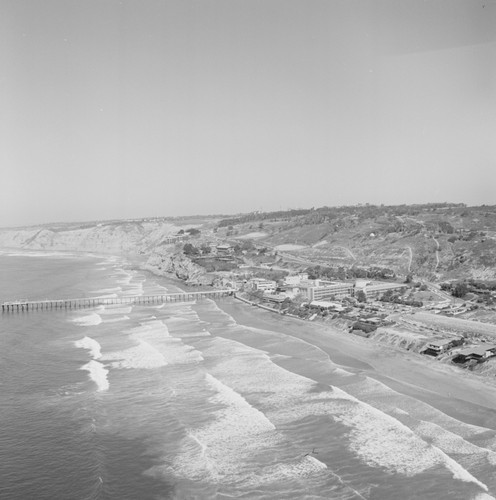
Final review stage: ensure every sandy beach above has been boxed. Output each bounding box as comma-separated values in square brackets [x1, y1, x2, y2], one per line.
[216, 298, 496, 429]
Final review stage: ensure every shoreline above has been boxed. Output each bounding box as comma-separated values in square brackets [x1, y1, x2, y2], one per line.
[213, 297, 496, 429]
[4, 248, 496, 424]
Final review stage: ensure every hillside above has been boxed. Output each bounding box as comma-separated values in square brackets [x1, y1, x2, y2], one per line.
[216, 203, 496, 281]
[1, 203, 496, 284]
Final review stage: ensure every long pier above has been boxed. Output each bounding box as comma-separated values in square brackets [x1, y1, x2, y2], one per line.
[2, 290, 233, 313]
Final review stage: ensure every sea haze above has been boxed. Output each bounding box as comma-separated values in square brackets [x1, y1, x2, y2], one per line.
[0, 252, 495, 499]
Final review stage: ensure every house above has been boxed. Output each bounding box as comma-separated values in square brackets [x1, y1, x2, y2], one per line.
[452, 344, 496, 364]
[216, 244, 233, 254]
[361, 316, 382, 326]
[422, 337, 463, 356]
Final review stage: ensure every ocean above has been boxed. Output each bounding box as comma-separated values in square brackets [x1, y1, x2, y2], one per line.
[1, 251, 496, 499]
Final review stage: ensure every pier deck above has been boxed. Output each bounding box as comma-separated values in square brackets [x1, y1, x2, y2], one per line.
[2, 290, 233, 312]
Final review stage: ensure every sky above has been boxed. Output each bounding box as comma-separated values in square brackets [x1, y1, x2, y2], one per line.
[1, 0, 495, 227]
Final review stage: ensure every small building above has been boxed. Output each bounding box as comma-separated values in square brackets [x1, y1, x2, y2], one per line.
[309, 300, 345, 312]
[264, 293, 287, 304]
[422, 337, 463, 357]
[216, 244, 233, 254]
[250, 278, 277, 292]
[361, 316, 382, 325]
[161, 235, 186, 244]
[452, 344, 496, 364]
[284, 275, 303, 286]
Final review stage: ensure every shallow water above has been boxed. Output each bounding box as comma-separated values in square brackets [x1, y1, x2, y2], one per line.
[0, 252, 495, 499]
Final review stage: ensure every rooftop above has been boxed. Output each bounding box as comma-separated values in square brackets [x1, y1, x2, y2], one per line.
[457, 345, 496, 357]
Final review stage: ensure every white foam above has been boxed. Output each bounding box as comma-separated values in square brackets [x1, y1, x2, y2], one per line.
[413, 420, 496, 465]
[206, 374, 276, 433]
[200, 337, 490, 491]
[5, 251, 78, 258]
[122, 285, 143, 296]
[338, 370, 496, 474]
[329, 390, 487, 490]
[249, 456, 327, 483]
[72, 313, 102, 326]
[102, 315, 130, 324]
[148, 303, 165, 309]
[103, 338, 167, 369]
[116, 276, 132, 285]
[81, 360, 109, 391]
[172, 375, 279, 480]
[75, 336, 102, 359]
[168, 373, 329, 486]
[99, 306, 132, 315]
[102, 318, 203, 368]
[93, 287, 122, 294]
[441, 451, 488, 491]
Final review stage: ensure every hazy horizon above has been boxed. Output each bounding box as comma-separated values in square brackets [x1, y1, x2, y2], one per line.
[0, 200, 487, 231]
[1, 0, 495, 227]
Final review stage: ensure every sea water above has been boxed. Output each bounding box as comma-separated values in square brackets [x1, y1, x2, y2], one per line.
[0, 251, 495, 499]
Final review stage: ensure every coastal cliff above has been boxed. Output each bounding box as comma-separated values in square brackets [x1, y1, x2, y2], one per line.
[0, 220, 212, 286]
[143, 250, 215, 286]
[0, 221, 179, 254]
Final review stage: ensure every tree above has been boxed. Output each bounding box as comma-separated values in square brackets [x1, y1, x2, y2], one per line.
[452, 282, 468, 298]
[356, 290, 367, 303]
[241, 240, 255, 251]
[183, 243, 199, 256]
[200, 244, 211, 254]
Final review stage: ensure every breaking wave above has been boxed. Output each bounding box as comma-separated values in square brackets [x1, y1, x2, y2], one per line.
[167, 373, 328, 487]
[200, 336, 490, 492]
[72, 312, 102, 326]
[81, 360, 109, 391]
[75, 336, 102, 359]
[102, 318, 203, 369]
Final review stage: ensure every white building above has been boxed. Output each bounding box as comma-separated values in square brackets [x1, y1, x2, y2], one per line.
[299, 281, 355, 301]
[356, 281, 407, 300]
[250, 278, 277, 292]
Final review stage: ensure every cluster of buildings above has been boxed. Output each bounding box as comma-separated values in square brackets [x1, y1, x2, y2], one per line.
[248, 274, 407, 303]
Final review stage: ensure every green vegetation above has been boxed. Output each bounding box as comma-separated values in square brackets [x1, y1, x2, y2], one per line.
[441, 280, 496, 304]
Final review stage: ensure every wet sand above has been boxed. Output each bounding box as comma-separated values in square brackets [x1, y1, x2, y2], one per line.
[216, 298, 496, 429]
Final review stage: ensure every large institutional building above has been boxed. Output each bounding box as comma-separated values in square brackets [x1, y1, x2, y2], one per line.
[283, 276, 406, 301]
[298, 280, 355, 301]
